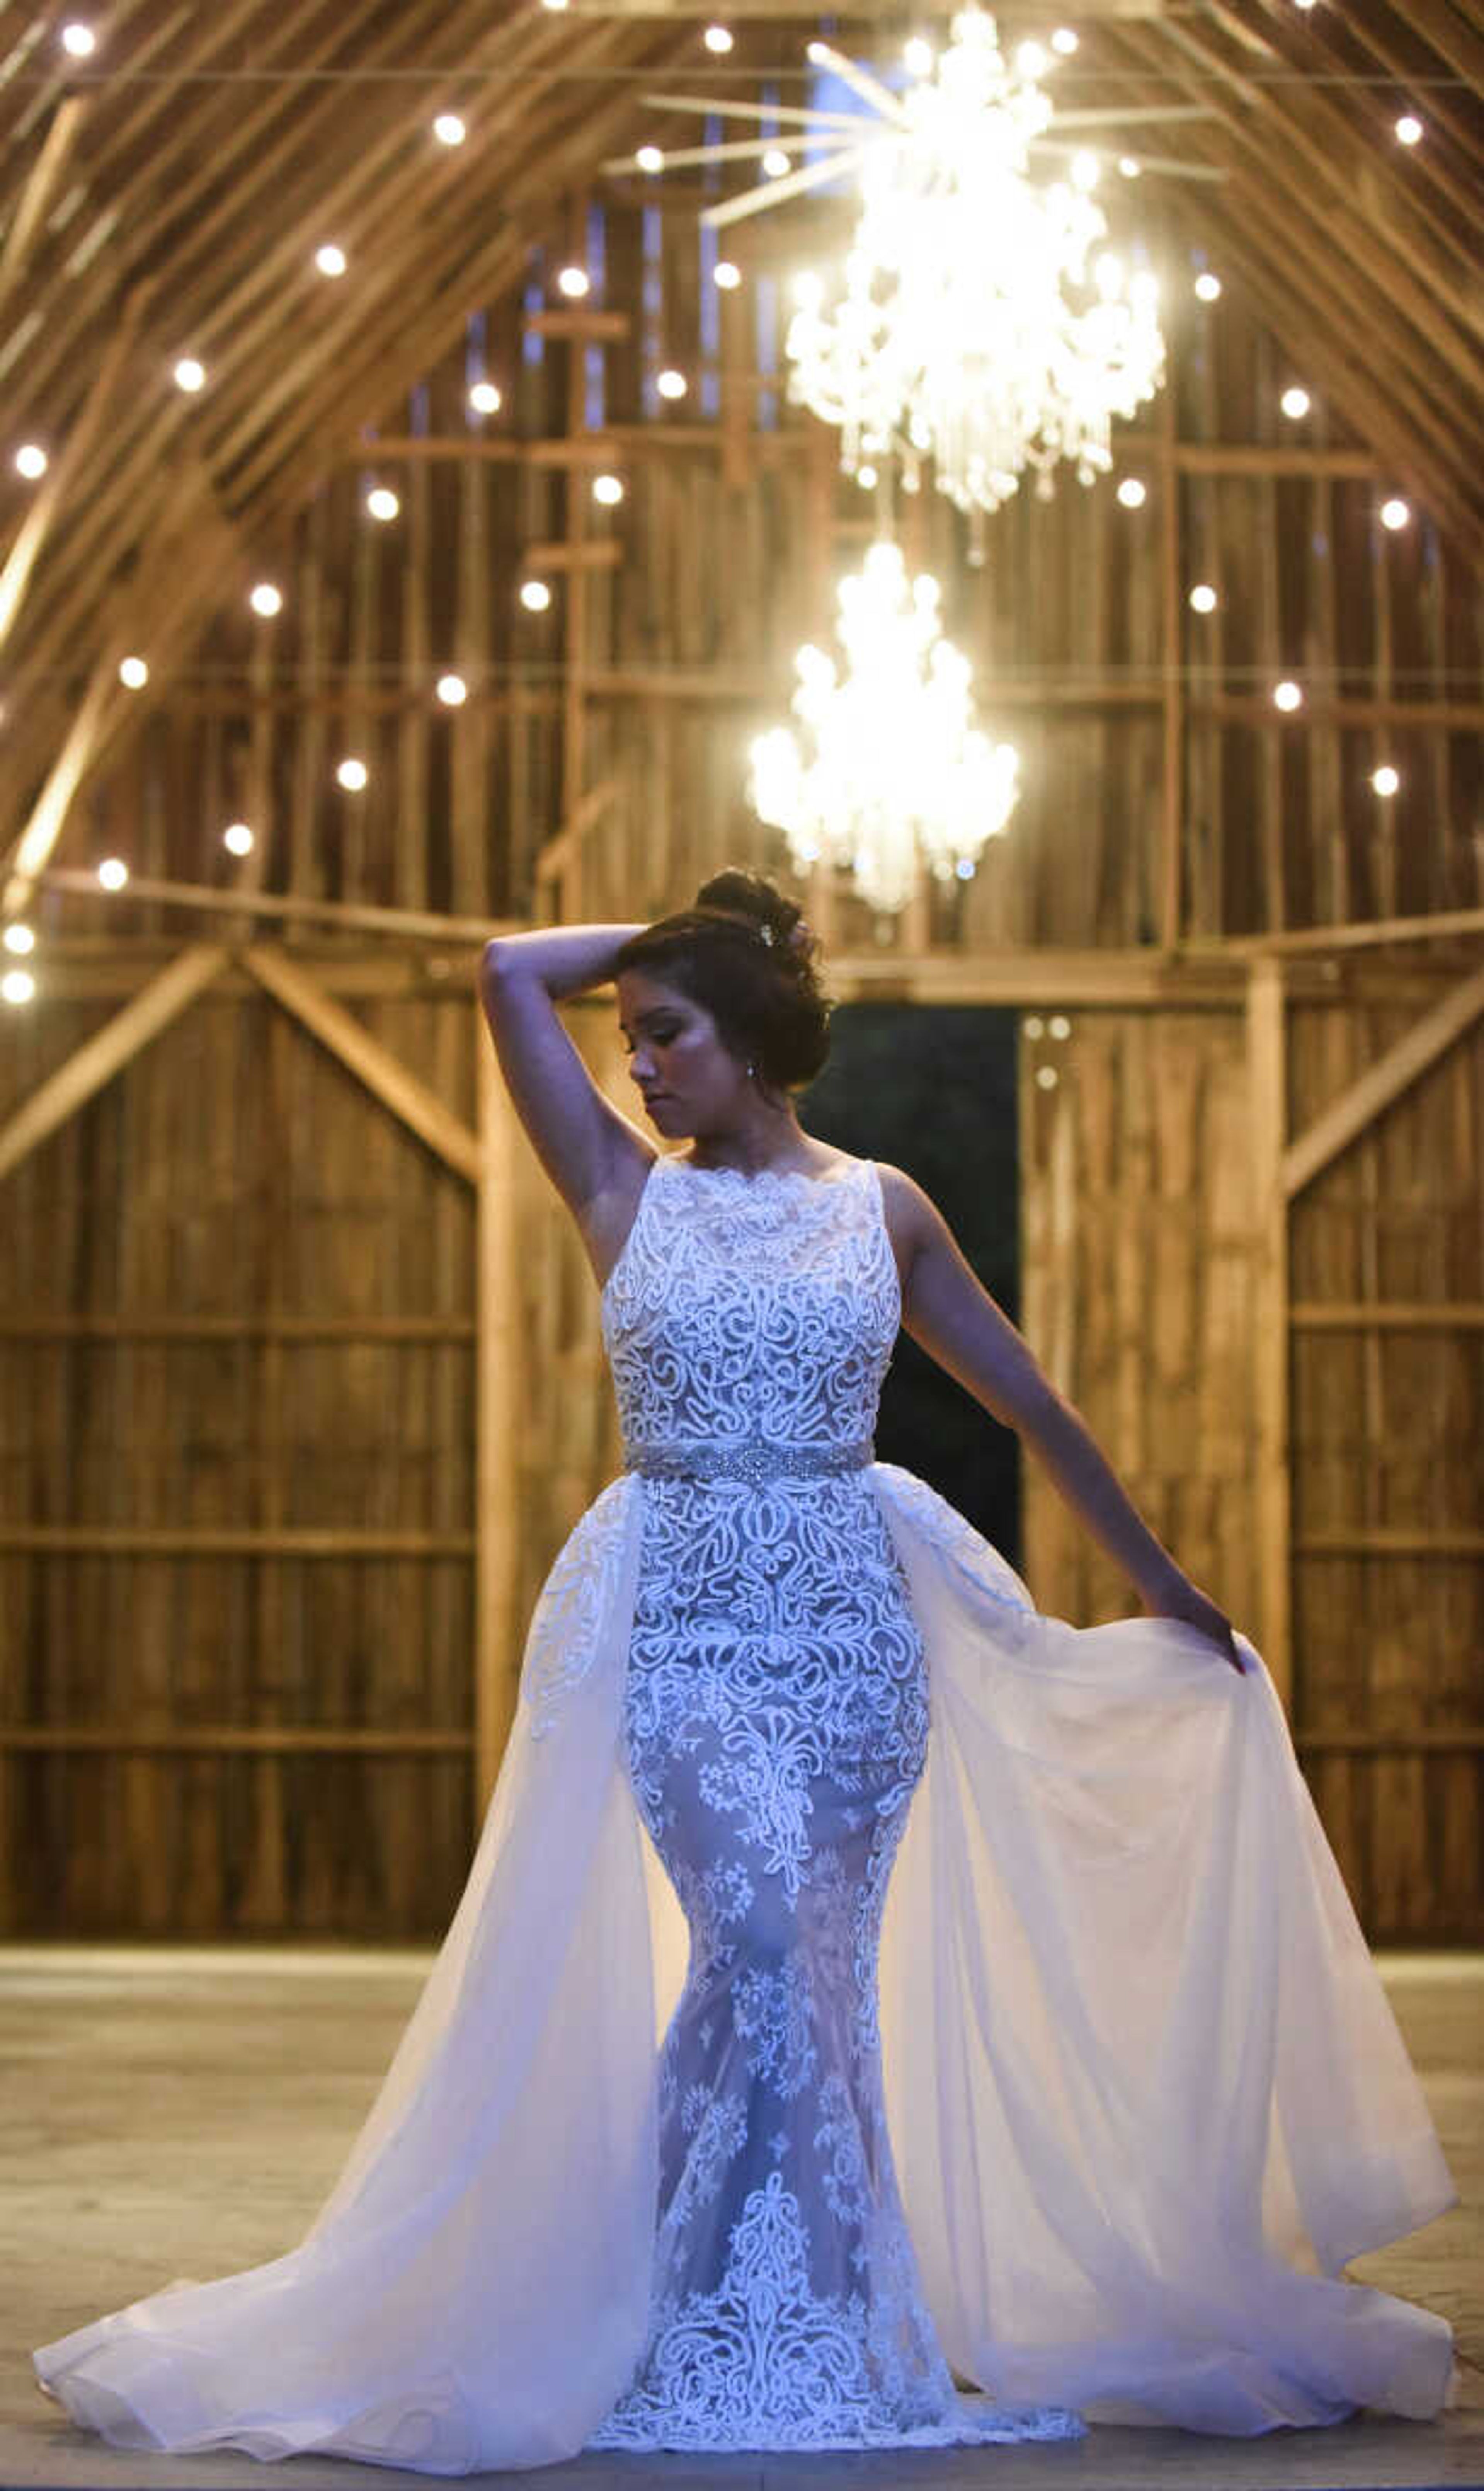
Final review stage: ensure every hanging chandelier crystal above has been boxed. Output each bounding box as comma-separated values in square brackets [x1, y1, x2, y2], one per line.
[749, 541, 1019, 914]
[784, 12, 1166, 512]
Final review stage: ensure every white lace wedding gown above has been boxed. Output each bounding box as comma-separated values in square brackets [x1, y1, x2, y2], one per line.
[33, 1155, 1458, 2471]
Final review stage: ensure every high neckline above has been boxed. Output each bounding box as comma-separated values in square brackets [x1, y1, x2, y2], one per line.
[667, 1154, 862, 1192]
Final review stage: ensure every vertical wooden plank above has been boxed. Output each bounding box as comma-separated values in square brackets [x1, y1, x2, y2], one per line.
[1247, 956, 1292, 1706]
[1158, 372, 1183, 952]
[475, 993, 521, 1813]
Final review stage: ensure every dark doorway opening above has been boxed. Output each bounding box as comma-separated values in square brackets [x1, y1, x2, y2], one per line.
[800, 1005, 1021, 1566]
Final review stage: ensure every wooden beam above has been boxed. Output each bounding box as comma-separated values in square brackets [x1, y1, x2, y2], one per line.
[534, 777, 619, 908]
[523, 538, 623, 572]
[0, 95, 86, 317]
[0, 945, 227, 1185]
[0, 1728, 475, 1753]
[1190, 905, 1484, 955]
[1289, 1301, 1484, 1330]
[1282, 959, 1484, 1199]
[1246, 957, 1292, 1706]
[0, 286, 146, 653]
[242, 945, 482, 1182]
[475, 1001, 523, 1814]
[0, 1528, 474, 1556]
[40, 867, 520, 947]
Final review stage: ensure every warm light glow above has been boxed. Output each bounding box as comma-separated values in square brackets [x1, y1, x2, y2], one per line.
[2, 968, 35, 1005]
[541, 0, 568, 12]
[1193, 271, 1221, 301]
[1118, 155, 1140, 177]
[1048, 1013, 1071, 1038]
[433, 113, 466, 146]
[173, 357, 206, 392]
[1273, 680, 1303, 712]
[592, 473, 625, 506]
[778, 12, 1166, 517]
[224, 822, 254, 855]
[762, 147, 791, 178]
[857, 463, 878, 489]
[904, 37, 934, 76]
[1116, 476, 1146, 508]
[249, 582, 283, 618]
[1188, 583, 1217, 613]
[119, 656, 150, 688]
[520, 580, 553, 613]
[557, 266, 590, 299]
[468, 381, 502, 415]
[704, 23, 733, 51]
[336, 758, 368, 791]
[1371, 764, 1400, 797]
[1395, 114, 1423, 145]
[14, 443, 48, 480]
[1050, 27, 1079, 53]
[749, 539, 1019, 914]
[636, 145, 664, 174]
[714, 260, 742, 290]
[1380, 497, 1411, 530]
[436, 673, 468, 706]
[1280, 385, 1310, 419]
[366, 486, 400, 521]
[3, 922, 36, 954]
[657, 368, 688, 399]
[97, 857, 129, 889]
[61, 21, 96, 55]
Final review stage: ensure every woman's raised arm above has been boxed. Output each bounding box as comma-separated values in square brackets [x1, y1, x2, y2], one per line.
[479, 926, 652, 1223]
[879, 1163, 1243, 1670]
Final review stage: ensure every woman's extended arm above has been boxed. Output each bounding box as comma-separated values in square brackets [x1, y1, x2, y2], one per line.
[881, 1164, 1243, 1670]
[478, 924, 652, 1224]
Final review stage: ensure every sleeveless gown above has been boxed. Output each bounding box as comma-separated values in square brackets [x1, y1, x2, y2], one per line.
[32, 1154, 1459, 2472]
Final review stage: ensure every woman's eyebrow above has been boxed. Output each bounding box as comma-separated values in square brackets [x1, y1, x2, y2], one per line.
[617, 1006, 678, 1035]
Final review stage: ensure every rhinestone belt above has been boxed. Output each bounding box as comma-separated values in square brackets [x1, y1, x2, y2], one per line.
[623, 1435, 876, 1485]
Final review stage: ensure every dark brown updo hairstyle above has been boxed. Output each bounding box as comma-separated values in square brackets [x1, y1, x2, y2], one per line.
[613, 868, 833, 1093]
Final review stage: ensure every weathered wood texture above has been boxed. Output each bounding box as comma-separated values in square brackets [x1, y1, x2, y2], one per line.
[1021, 975, 1484, 1944]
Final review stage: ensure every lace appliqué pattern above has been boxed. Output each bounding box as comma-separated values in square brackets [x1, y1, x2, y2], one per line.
[588, 1159, 1086, 2454]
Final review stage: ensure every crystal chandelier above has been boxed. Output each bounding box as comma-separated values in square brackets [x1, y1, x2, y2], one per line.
[615, 6, 1184, 517]
[749, 541, 1019, 914]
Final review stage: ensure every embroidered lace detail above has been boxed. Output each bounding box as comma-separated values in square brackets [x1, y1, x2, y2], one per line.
[518, 1475, 635, 1739]
[587, 1152, 1085, 2453]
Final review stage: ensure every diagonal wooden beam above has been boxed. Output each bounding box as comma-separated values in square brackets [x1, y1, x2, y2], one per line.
[0, 94, 87, 321]
[0, 945, 228, 1186]
[242, 945, 480, 1183]
[0, 283, 148, 653]
[1283, 958, 1484, 1200]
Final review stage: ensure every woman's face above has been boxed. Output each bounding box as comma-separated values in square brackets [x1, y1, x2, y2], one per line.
[615, 969, 749, 1136]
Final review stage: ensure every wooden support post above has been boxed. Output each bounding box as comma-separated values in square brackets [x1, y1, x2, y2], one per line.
[1247, 957, 1292, 1709]
[1158, 370, 1183, 953]
[0, 946, 228, 1185]
[475, 1002, 522, 1815]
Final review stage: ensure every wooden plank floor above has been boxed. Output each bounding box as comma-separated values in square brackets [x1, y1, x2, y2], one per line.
[4, 1948, 1481, 2491]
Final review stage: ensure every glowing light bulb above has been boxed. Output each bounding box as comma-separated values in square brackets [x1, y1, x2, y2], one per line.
[366, 486, 400, 521]
[1050, 27, 1079, 53]
[1048, 1014, 1071, 1038]
[540, 0, 568, 12]
[1116, 477, 1146, 508]
[1280, 385, 1310, 419]
[119, 655, 149, 688]
[173, 357, 205, 392]
[436, 673, 468, 706]
[2, 969, 35, 1005]
[14, 443, 48, 479]
[337, 758, 368, 790]
[592, 473, 624, 506]
[315, 243, 347, 277]
[714, 260, 742, 290]
[763, 148, 790, 178]
[1395, 114, 1423, 144]
[433, 113, 466, 146]
[1380, 497, 1410, 530]
[249, 582, 283, 618]
[1371, 764, 1400, 797]
[223, 822, 254, 855]
[97, 857, 129, 889]
[1070, 150, 1099, 191]
[1273, 680, 1303, 712]
[557, 266, 590, 299]
[1015, 40, 1048, 76]
[60, 21, 96, 55]
[1194, 271, 1222, 301]
[1118, 156, 1141, 178]
[904, 37, 934, 75]
[4, 923, 36, 954]
[656, 368, 688, 400]
[703, 24, 733, 51]
[857, 464, 878, 489]
[468, 381, 501, 415]
[636, 146, 664, 174]
[1188, 583, 1218, 613]
[520, 580, 552, 613]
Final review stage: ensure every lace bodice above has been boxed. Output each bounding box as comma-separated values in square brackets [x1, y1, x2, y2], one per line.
[601, 1155, 899, 1463]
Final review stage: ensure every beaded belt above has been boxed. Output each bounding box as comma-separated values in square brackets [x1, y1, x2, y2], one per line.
[623, 1436, 875, 1486]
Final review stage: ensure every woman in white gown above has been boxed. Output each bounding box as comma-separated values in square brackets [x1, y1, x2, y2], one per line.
[33, 870, 1458, 2471]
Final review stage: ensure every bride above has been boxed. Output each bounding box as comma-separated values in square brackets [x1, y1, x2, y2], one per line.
[33, 869, 1458, 2471]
